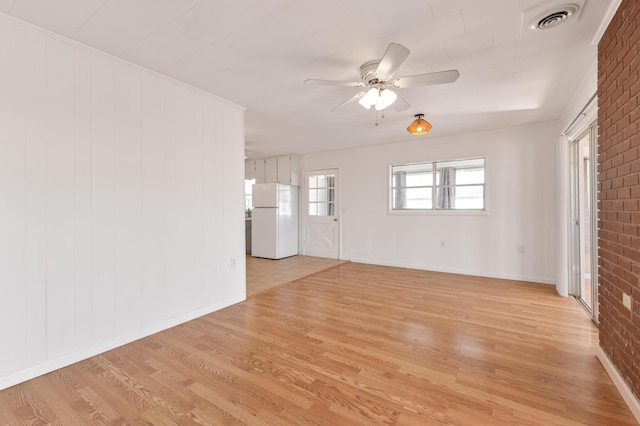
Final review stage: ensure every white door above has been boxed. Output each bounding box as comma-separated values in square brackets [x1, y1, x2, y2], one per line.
[303, 169, 339, 259]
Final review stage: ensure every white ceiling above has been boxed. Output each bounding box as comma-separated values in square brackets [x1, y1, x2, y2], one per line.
[0, 0, 612, 158]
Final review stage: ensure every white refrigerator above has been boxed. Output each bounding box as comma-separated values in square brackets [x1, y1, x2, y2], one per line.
[251, 183, 299, 259]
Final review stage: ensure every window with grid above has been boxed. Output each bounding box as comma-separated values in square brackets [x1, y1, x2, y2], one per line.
[391, 158, 485, 211]
[308, 173, 336, 216]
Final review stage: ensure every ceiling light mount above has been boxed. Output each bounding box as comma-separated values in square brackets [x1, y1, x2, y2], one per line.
[407, 114, 432, 135]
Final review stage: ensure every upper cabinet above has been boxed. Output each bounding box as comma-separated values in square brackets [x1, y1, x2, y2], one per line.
[277, 155, 299, 186]
[265, 157, 278, 183]
[246, 155, 299, 185]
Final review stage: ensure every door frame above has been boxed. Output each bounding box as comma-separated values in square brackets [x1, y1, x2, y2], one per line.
[568, 120, 599, 322]
[301, 168, 341, 259]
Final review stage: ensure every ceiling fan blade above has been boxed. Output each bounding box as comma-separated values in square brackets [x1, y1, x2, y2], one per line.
[330, 91, 366, 112]
[305, 79, 364, 87]
[390, 93, 410, 112]
[375, 42, 410, 81]
[392, 70, 460, 88]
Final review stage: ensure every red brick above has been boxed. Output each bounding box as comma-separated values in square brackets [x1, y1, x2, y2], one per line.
[623, 199, 639, 211]
[618, 188, 632, 199]
[599, 0, 640, 399]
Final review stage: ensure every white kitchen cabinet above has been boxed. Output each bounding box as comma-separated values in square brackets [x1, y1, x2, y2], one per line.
[277, 155, 300, 186]
[252, 155, 299, 185]
[265, 157, 277, 183]
[255, 159, 266, 183]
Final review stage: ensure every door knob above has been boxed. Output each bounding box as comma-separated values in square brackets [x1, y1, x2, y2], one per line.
[333, 218, 338, 222]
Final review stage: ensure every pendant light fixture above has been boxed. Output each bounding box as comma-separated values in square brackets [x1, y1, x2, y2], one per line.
[406, 113, 432, 135]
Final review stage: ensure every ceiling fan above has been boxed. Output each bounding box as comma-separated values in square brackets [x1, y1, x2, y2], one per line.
[305, 42, 460, 113]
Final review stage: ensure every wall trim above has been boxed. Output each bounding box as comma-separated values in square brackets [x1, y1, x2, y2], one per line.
[347, 258, 555, 285]
[592, 0, 623, 45]
[597, 346, 640, 423]
[0, 295, 245, 391]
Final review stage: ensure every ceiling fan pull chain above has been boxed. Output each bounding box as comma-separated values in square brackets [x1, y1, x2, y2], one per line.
[375, 109, 379, 127]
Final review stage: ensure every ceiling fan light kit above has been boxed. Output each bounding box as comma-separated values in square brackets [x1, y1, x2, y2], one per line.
[358, 87, 380, 109]
[407, 114, 432, 135]
[376, 89, 397, 110]
[305, 42, 460, 119]
[359, 88, 398, 110]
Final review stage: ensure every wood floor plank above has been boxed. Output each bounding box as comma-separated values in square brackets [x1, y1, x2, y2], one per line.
[0, 262, 637, 425]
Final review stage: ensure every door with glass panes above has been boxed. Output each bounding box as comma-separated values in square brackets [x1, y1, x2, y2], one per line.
[303, 169, 339, 259]
[570, 122, 598, 321]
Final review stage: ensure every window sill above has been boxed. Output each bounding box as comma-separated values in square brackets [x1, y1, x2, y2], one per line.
[387, 209, 488, 216]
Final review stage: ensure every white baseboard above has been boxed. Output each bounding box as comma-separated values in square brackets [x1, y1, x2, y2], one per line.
[347, 257, 555, 285]
[0, 295, 245, 391]
[596, 346, 640, 423]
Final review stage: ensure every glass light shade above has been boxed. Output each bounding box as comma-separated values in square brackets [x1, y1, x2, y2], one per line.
[375, 89, 397, 110]
[407, 115, 433, 135]
[358, 88, 380, 109]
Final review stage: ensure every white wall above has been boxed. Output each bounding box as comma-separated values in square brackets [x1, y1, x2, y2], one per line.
[301, 121, 559, 284]
[0, 15, 246, 390]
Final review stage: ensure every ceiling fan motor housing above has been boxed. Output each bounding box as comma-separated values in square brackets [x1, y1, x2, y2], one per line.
[360, 60, 382, 85]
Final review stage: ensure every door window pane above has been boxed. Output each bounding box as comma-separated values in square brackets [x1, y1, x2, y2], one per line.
[308, 173, 336, 216]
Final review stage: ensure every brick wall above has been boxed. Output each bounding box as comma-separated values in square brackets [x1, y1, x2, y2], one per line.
[598, 0, 640, 400]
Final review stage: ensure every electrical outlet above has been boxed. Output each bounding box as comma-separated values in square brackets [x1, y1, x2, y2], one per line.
[440, 240, 445, 248]
[231, 257, 236, 268]
[622, 293, 632, 311]
[518, 245, 525, 254]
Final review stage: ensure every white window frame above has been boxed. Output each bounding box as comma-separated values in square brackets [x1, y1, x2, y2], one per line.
[388, 157, 487, 215]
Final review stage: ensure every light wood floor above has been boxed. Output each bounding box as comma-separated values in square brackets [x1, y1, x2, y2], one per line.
[246, 254, 346, 297]
[0, 263, 636, 425]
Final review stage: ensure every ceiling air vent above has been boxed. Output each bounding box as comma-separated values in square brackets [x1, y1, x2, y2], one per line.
[529, 3, 580, 30]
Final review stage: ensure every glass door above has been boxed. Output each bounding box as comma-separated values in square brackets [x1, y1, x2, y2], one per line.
[569, 121, 598, 321]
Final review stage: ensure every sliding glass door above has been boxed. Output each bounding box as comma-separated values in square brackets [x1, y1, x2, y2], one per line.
[569, 121, 598, 321]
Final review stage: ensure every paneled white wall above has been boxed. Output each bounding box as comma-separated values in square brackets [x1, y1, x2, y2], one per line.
[0, 15, 246, 389]
[301, 121, 559, 284]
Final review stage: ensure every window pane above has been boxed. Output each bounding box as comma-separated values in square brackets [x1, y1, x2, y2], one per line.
[308, 175, 317, 188]
[456, 168, 484, 185]
[453, 185, 484, 209]
[317, 188, 328, 202]
[309, 202, 335, 216]
[393, 187, 432, 209]
[327, 188, 335, 202]
[405, 172, 432, 186]
[326, 175, 335, 189]
[311, 189, 330, 202]
[406, 187, 432, 208]
[436, 159, 484, 185]
[327, 202, 335, 216]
